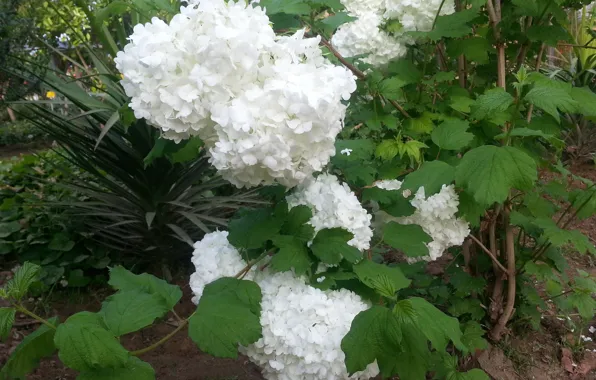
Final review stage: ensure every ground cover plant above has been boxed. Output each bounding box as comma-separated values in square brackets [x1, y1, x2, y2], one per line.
[1, 0, 596, 379]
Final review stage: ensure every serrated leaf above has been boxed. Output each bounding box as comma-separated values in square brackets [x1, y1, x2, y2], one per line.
[457, 191, 486, 227]
[353, 260, 411, 296]
[319, 12, 356, 33]
[108, 266, 182, 310]
[570, 87, 596, 117]
[379, 77, 407, 99]
[189, 278, 262, 358]
[281, 205, 315, 242]
[525, 82, 578, 123]
[341, 306, 403, 375]
[456, 146, 537, 205]
[384, 223, 432, 258]
[77, 357, 155, 380]
[568, 292, 596, 319]
[572, 188, 596, 220]
[450, 96, 475, 113]
[376, 140, 400, 160]
[0, 221, 21, 238]
[447, 37, 491, 64]
[399, 140, 428, 163]
[270, 235, 311, 275]
[99, 291, 169, 336]
[48, 233, 75, 252]
[527, 24, 571, 47]
[6, 262, 41, 300]
[54, 313, 128, 372]
[310, 228, 362, 264]
[494, 128, 562, 148]
[448, 298, 485, 320]
[431, 119, 474, 150]
[0, 317, 58, 379]
[460, 321, 488, 355]
[387, 60, 422, 82]
[228, 208, 282, 249]
[534, 219, 596, 255]
[406, 113, 435, 135]
[334, 139, 375, 162]
[471, 88, 515, 120]
[415, 8, 478, 40]
[402, 160, 455, 196]
[0, 307, 15, 341]
[524, 192, 557, 218]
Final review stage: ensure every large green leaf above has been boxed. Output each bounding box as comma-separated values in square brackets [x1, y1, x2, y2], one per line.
[401, 160, 455, 196]
[99, 291, 169, 336]
[280, 205, 315, 243]
[525, 81, 577, 123]
[269, 235, 312, 275]
[571, 87, 596, 117]
[108, 266, 182, 310]
[77, 357, 155, 380]
[310, 228, 362, 264]
[54, 312, 129, 372]
[431, 119, 474, 150]
[189, 278, 262, 358]
[0, 307, 15, 342]
[384, 223, 432, 258]
[415, 8, 478, 40]
[341, 306, 403, 375]
[446, 37, 491, 64]
[228, 208, 282, 249]
[258, 0, 310, 15]
[0, 221, 21, 238]
[0, 318, 58, 379]
[471, 88, 514, 120]
[353, 260, 411, 296]
[456, 146, 537, 205]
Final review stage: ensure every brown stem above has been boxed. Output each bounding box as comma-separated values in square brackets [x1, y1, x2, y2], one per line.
[462, 238, 472, 270]
[490, 205, 517, 341]
[486, 0, 501, 39]
[319, 37, 365, 80]
[496, 44, 507, 89]
[457, 55, 467, 88]
[469, 235, 508, 274]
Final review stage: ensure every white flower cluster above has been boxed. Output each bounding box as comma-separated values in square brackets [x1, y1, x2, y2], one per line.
[115, 0, 356, 188]
[374, 181, 470, 262]
[286, 174, 373, 251]
[331, 0, 455, 66]
[189, 232, 380, 380]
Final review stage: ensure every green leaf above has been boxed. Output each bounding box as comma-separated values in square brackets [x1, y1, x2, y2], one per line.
[525, 82, 577, 123]
[363, 188, 415, 218]
[387, 59, 422, 82]
[399, 140, 428, 163]
[259, 0, 310, 15]
[384, 223, 432, 258]
[447, 37, 491, 64]
[341, 306, 402, 375]
[67, 269, 91, 288]
[524, 192, 557, 218]
[494, 128, 562, 148]
[0, 221, 21, 238]
[334, 139, 375, 163]
[570, 87, 596, 117]
[572, 188, 596, 220]
[100, 291, 169, 336]
[376, 139, 400, 161]
[457, 191, 486, 227]
[269, 235, 311, 275]
[0, 307, 15, 341]
[95, 1, 129, 25]
[431, 119, 474, 150]
[280, 205, 315, 242]
[456, 146, 537, 205]
[319, 12, 356, 33]
[168, 137, 204, 164]
[402, 160, 455, 196]
[405, 113, 435, 135]
[568, 292, 596, 319]
[448, 298, 485, 320]
[534, 219, 596, 255]
[417, 9, 478, 40]
[189, 278, 262, 358]
[353, 260, 411, 296]
[48, 233, 75, 252]
[401, 298, 464, 351]
[450, 96, 475, 113]
[379, 77, 407, 99]
[228, 208, 282, 249]
[108, 266, 182, 310]
[460, 321, 488, 355]
[54, 313, 129, 372]
[77, 357, 155, 380]
[471, 88, 515, 120]
[527, 24, 571, 47]
[310, 228, 362, 264]
[5, 262, 41, 300]
[0, 317, 58, 379]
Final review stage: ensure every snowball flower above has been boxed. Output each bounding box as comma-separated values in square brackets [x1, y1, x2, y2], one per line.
[331, 12, 408, 66]
[374, 181, 470, 262]
[286, 174, 373, 251]
[340, 0, 385, 16]
[190, 232, 380, 380]
[384, 0, 456, 32]
[116, 0, 356, 188]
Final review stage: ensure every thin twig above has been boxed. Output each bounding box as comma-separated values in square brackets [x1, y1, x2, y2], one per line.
[469, 234, 509, 274]
[319, 37, 365, 80]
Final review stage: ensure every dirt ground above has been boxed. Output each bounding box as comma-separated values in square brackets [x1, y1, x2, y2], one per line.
[1, 165, 595, 379]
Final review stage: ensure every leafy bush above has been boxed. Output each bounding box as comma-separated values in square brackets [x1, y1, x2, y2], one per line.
[0, 120, 50, 146]
[0, 151, 111, 289]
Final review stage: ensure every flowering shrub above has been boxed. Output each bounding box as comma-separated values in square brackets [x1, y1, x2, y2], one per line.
[3, 0, 596, 379]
